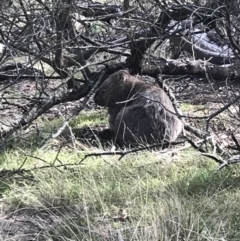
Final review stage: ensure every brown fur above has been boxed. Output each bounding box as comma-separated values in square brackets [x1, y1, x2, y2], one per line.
[94, 69, 183, 145]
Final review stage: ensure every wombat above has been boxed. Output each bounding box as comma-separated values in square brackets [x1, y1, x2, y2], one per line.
[94, 69, 183, 146]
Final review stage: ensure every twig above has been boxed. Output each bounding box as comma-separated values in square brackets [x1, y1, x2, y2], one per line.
[217, 155, 240, 171]
[0, 158, 28, 178]
[186, 138, 206, 153]
[25, 154, 63, 173]
[201, 153, 224, 164]
[78, 136, 225, 163]
[78, 140, 186, 163]
[14, 157, 28, 172]
[231, 133, 240, 151]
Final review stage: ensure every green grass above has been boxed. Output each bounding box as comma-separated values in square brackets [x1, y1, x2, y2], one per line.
[1, 111, 240, 240]
[180, 103, 206, 114]
[69, 111, 107, 128]
[1, 147, 240, 240]
[0, 111, 108, 152]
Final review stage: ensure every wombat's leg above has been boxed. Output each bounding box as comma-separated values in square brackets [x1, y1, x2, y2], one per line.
[108, 107, 121, 131]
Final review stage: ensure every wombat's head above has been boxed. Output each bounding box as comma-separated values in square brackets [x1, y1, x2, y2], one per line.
[94, 69, 136, 107]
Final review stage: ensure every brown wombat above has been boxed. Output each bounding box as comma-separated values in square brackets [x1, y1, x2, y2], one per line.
[94, 69, 183, 145]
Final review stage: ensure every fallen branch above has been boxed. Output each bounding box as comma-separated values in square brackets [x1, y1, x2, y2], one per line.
[78, 140, 186, 163]
[142, 58, 238, 80]
[217, 155, 240, 171]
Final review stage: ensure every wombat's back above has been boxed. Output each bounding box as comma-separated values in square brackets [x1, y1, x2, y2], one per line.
[112, 96, 183, 145]
[133, 85, 176, 112]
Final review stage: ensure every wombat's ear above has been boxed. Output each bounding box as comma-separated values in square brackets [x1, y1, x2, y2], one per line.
[115, 69, 129, 82]
[121, 68, 130, 74]
[118, 72, 128, 82]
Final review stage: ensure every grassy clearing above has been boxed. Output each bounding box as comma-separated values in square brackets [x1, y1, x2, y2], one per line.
[2, 149, 240, 240]
[1, 112, 240, 240]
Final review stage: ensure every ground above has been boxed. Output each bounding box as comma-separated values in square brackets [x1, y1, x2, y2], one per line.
[0, 74, 240, 240]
